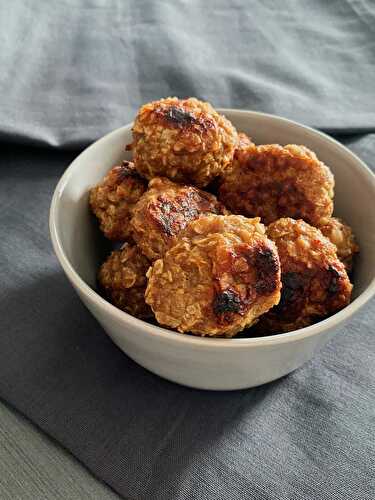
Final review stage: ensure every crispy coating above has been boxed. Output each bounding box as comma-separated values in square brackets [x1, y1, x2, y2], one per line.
[234, 132, 255, 160]
[129, 97, 238, 187]
[130, 177, 228, 261]
[98, 243, 153, 320]
[89, 161, 147, 241]
[145, 214, 282, 337]
[219, 144, 334, 226]
[319, 217, 359, 272]
[253, 218, 352, 334]
[205, 132, 255, 195]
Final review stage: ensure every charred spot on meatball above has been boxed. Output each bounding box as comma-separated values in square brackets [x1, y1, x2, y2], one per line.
[213, 289, 242, 316]
[148, 190, 214, 237]
[164, 106, 201, 127]
[117, 160, 144, 181]
[254, 247, 281, 295]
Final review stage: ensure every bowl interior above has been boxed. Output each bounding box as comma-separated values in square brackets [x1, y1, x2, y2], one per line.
[53, 111, 375, 319]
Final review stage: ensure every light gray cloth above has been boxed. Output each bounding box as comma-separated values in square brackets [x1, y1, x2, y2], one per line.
[0, 400, 119, 500]
[0, 1, 375, 499]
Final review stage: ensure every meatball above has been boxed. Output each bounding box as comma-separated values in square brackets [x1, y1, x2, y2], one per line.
[129, 97, 238, 187]
[253, 218, 352, 334]
[89, 161, 147, 241]
[130, 177, 228, 261]
[98, 243, 152, 320]
[145, 215, 282, 337]
[219, 144, 334, 226]
[319, 217, 359, 272]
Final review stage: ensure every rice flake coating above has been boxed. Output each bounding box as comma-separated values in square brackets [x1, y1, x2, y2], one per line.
[253, 218, 353, 334]
[219, 144, 334, 226]
[130, 177, 228, 261]
[89, 161, 147, 241]
[319, 217, 359, 272]
[130, 97, 238, 187]
[145, 214, 282, 337]
[98, 243, 152, 320]
[233, 132, 255, 160]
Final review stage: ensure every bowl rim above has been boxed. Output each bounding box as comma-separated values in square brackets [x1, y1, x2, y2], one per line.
[50, 109, 375, 349]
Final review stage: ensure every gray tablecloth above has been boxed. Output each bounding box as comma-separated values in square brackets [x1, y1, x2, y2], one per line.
[0, 401, 119, 500]
[1, 1, 374, 499]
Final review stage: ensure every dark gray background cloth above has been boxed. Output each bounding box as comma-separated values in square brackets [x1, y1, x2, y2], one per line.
[0, 1, 374, 499]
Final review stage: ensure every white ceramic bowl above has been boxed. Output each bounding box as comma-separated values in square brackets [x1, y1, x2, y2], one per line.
[50, 110, 375, 390]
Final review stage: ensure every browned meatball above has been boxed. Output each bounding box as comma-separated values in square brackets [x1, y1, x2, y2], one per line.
[130, 177, 228, 261]
[219, 144, 334, 226]
[89, 161, 147, 241]
[319, 217, 359, 272]
[145, 215, 281, 337]
[129, 97, 238, 187]
[98, 244, 152, 320]
[253, 218, 353, 334]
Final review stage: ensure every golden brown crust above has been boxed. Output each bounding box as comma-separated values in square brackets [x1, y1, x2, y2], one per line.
[252, 218, 352, 334]
[205, 132, 255, 196]
[234, 132, 255, 160]
[89, 161, 147, 241]
[130, 177, 228, 261]
[319, 217, 359, 272]
[129, 97, 238, 187]
[98, 243, 153, 320]
[219, 144, 334, 226]
[145, 214, 281, 337]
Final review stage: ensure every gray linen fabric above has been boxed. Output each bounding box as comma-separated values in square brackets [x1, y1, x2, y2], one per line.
[0, 400, 119, 500]
[0, 1, 374, 499]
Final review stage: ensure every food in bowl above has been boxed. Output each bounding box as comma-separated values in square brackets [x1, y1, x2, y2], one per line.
[130, 176, 227, 261]
[318, 217, 359, 272]
[127, 97, 238, 187]
[145, 214, 281, 337]
[98, 243, 152, 320]
[219, 143, 334, 226]
[89, 97, 358, 338]
[253, 218, 353, 334]
[89, 160, 147, 241]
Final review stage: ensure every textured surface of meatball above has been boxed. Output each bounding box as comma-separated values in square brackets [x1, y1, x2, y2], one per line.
[130, 177, 228, 261]
[254, 218, 352, 334]
[204, 132, 255, 196]
[233, 132, 255, 160]
[145, 215, 281, 337]
[90, 161, 147, 241]
[219, 144, 334, 226]
[98, 244, 152, 319]
[130, 97, 238, 187]
[319, 217, 359, 271]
